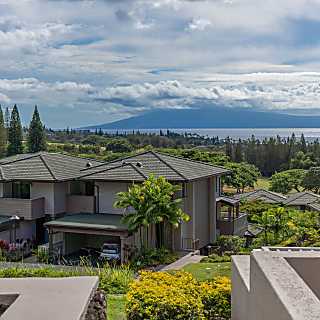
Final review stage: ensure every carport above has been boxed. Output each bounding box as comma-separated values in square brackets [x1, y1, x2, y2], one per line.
[44, 213, 129, 263]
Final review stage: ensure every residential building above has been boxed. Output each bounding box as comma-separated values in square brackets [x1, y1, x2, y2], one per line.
[232, 247, 320, 320]
[283, 191, 320, 211]
[0, 151, 235, 263]
[233, 189, 287, 204]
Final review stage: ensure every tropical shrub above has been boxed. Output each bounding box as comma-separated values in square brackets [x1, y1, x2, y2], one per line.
[215, 236, 245, 254]
[131, 247, 178, 269]
[126, 271, 231, 320]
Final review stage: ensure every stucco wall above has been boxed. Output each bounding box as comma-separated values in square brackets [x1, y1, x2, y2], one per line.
[31, 182, 55, 215]
[54, 182, 68, 214]
[95, 182, 129, 214]
[180, 177, 218, 250]
[194, 179, 209, 248]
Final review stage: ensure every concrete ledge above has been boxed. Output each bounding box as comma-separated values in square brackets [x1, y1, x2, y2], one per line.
[0, 276, 99, 320]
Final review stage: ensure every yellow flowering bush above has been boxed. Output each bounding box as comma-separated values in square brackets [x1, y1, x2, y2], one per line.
[200, 277, 231, 319]
[126, 271, 231, 320]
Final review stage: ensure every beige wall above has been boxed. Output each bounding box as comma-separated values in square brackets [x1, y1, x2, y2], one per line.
[95, 181, 129, 214]
[180, 177, 218, 250]
[54, 182, 68, 214]
[31, 182, 55, 215]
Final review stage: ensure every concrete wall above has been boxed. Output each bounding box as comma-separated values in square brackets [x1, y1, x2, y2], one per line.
[232, 251, 320, 320]
[286, 257, 320, 299]
[95, 182, 129, 214]
[231, 256, 250, 320]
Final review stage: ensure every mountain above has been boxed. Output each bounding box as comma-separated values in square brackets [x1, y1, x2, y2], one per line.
[84, 107, 320, 129]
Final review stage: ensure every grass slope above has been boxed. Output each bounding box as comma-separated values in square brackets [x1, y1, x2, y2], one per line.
[107, 294, 126, 320]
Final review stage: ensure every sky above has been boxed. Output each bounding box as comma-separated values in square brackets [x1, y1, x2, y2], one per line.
[1, 0, 320, 128]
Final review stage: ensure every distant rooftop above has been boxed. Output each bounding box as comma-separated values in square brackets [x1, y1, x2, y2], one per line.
[283, 191, 320, 206]
[233, 189, 287, 204]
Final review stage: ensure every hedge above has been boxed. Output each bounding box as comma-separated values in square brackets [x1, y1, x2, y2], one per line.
[126, 271, 231, 320]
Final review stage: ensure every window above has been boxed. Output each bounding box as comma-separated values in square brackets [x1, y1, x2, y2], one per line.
[70, 181, 94, 196]
[12, 182, 31, 199]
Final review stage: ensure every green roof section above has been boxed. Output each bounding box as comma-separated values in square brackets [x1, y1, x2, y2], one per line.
[44, 213, 128, 232]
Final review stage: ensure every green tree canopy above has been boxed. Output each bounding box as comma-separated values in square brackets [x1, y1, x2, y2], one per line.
[224, 162, 261, 193]
[114, 175, 190, 248]
[302, 167, 320, 193]
[269, 169, 306, 194]
[289, 151, 316, 170]
[7, 104, 23, 156]
[27, 105, 47, 153]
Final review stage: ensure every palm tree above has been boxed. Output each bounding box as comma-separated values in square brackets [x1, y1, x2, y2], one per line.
[114, 175, 189, 249]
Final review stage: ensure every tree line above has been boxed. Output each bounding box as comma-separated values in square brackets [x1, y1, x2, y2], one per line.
[0, 105, 47, 157]
[225, 133, 320, 176]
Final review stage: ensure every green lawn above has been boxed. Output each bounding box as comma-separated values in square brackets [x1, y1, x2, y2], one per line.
[183, 262, 231, 281]
[255, 178, 270, 190]
[107, 294, 126, 320]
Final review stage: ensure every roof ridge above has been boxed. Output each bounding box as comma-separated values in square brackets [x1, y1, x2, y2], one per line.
[155, 150, 230, 171]
[0, 152, 42, 165]
[284, 191, 318, 205]
[150, 150, 188, 181]
[78, 162, 146, 179]
[127, 162, 148, 180]
[80, 150, 152, 172]
[47, 152, 104, 164]
[39, 154, 56, 180]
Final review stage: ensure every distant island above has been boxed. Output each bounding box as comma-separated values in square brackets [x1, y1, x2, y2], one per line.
[83, 107, 320, 130]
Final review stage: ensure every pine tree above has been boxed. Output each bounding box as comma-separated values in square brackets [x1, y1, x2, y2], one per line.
[7, 104, 23, 156]
[4, 106, 10, 129]
[234, 139, 243, 162]
[27, 105, 47, 153]
[0, 107, 6, 157]
[300, 133, 307, 154]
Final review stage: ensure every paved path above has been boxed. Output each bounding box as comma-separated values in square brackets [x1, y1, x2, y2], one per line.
[160, 252, 205, 271]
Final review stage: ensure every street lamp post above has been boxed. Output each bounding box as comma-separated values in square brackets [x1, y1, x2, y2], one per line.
[10, 215, 20, 243]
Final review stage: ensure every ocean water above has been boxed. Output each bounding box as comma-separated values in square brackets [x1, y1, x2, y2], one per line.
[102, 128, 320, 141]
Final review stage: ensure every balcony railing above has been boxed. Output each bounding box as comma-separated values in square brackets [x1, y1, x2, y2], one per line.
[66, 195, 95, 214]
[217, 213, 248, 236]
[0, 197, 45, 220]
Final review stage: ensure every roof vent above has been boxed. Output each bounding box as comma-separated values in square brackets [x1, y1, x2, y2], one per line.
[86, 162, 92, 168]
[121, 161, 127, 166]
[136, 162, 143, 168]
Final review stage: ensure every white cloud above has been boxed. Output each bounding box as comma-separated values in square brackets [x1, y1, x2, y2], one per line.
[187, 18, 212, 31]
[0, 93, 10, 104]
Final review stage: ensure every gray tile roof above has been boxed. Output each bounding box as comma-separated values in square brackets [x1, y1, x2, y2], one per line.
[80, 150, 229, 182]
[283, 191, 320, 206]
[306, 202, 320, 212]
[233, 189, 287, 204]
[0, 152, 102, 182]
